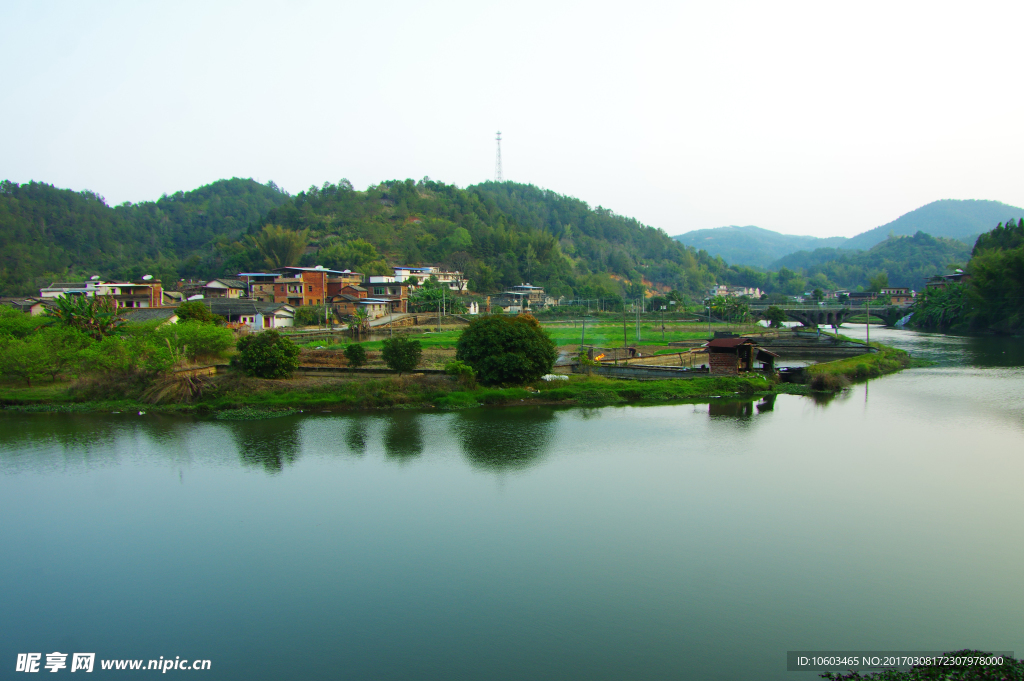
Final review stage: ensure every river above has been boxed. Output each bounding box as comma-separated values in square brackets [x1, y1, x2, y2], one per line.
[1, 327, 1022, 679]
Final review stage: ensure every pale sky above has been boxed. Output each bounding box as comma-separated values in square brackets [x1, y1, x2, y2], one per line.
[2, 0, 1022, 238]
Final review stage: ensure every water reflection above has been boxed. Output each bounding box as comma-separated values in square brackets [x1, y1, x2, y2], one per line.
[454, 407, 555, 471]
[382, 412, 423, 460]
[228, 417, 302, 473]
[343, 416, 370, 456]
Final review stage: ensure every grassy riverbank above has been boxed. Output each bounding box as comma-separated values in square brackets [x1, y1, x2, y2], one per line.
[0, 325, 917, 415]
[2, 371, 811, 414]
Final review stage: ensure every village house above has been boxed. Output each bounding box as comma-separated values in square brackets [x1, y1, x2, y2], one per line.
[121, 307, 180, 326]
[40, 280, 164, 309]
[704, 337, 778, 375]
[926, 272, 969, 290]
[496, 284, 546, 312]
[879, 287, 914, 305]
[202, 279, 248, 298]
[392, 265, 464, 291]
[0, 297, 48, 315]
[201, 299, 294, 329]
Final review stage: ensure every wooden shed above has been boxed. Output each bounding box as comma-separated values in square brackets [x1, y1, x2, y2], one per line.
[705, 337, 778, 375]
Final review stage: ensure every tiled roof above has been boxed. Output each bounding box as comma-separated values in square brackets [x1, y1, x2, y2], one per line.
[122, 308, 179, 323]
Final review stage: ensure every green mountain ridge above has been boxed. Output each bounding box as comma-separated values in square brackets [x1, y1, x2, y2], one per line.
[672, 225, 847, 268]
[774, 231, 973, 291]
[0, 177, 746, 301]
[673, 199, 1024, 268]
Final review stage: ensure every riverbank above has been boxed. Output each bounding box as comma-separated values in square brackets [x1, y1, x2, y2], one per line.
[0, 331, 918, 415]
[2, 371, 817, 415]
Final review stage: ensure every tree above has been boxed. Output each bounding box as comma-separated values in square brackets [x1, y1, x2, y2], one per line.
[318, 238, 388, 274]
[344, 343, 367, 367]
[812, 288, 824, 301]
[764, 305, 788, 328]
[455, 314, 557, 385]
[0, 335, 49, 385]
[448, 251, 472, 291]
[233, 330, 300, 378]
[381, 337, 422, 375]
[867, 271, 890, 292]
[45, 294, 125, 340]
[249, 224, 309, 269]
[175, 301, 221, 324]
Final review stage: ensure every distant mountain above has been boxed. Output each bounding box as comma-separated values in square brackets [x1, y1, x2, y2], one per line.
[673, 199, 1024, 268]
[843, 199, 1024, 251]
[672, 225, 846, 268]
[774, 231, 972, 291]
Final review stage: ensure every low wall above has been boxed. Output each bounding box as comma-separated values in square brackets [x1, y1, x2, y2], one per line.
[574, 364, 710, 381]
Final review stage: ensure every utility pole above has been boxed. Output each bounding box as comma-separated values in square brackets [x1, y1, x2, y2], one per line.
[622, 303, 628, 353]
[661, 305, 666, 343]
[494, 131, 503, 182]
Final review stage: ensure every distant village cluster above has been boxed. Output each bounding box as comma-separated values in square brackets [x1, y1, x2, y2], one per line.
[1, 264, 561, 331]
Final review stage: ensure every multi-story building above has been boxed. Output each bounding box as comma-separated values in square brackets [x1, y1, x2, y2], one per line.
[40, 280, 164, 309]
[392, 265, 464, 291]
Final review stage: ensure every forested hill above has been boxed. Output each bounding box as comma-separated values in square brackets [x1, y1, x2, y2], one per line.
[843, 199, 1024, 250]
[673, 199, 1024, 266]
[0, 177, 743, 300]
[250, 179, 730, 299]
[773, 231, 972, 291]
[0, 178, 290, 295]
[672, 225, 846, 268]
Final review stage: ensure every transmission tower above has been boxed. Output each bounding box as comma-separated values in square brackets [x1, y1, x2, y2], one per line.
[494, 131, 503, 182]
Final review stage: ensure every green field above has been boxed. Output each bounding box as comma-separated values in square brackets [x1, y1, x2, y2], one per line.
[296, 320, 761, 352]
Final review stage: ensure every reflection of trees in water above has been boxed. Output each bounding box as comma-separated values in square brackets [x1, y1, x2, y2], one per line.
[455, 407, 556, 472]
[0, 413, 193, 473]
[382, 412, 423, 460]
[229, 418, 302, 473]
[344, 416, 369, 456]
[756, 394, 776, 412]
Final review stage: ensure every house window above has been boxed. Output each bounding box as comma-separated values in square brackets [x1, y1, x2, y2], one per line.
[374, 287, 385, 295]
[307, 285, 313, 292]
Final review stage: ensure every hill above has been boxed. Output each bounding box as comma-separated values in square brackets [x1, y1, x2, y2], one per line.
[775, 231, 972, 291]
[0, 177, 738, 301]
[672, 225, 845, 268]
[252, 179, 728, 300]
[843, 199, 1024, 251]
[0, 178, 290, 296]
[673, 200, 1024, 267]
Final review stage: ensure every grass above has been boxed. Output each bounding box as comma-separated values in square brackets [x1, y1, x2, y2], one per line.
[805, 344, 912, 381]
[2, 371, 801, 414]
[296, 320, 760, 353]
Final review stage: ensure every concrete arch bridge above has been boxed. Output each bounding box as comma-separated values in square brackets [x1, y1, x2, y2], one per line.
[748, 304, 906, 327]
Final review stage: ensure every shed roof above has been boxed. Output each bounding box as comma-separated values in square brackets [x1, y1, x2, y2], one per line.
[706, 337, 756, 348]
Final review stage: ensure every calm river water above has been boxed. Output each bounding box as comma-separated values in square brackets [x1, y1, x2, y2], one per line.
[2, 327, 1022, 680]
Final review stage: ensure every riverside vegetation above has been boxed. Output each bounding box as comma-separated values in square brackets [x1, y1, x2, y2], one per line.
[0, 299, 914, 415]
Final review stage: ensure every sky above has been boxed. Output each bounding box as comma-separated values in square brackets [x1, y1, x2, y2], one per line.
[2, 0, 1023, 239]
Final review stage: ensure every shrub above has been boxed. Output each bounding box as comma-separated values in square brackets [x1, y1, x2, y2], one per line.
[175, 301, 223, 325]
[233, 330, 300, 378]
[455, 314, 557, 385]
[157, 321, 234, 362]
[381, 337, 422, 375]
[809, 373, 848, 392]
[344, 343, 367, 367]
[444, 359, 476, 388]
[294, 305, 330, 327]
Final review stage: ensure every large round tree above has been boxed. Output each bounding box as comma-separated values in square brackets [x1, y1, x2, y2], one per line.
[455, 315, 557, 386]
